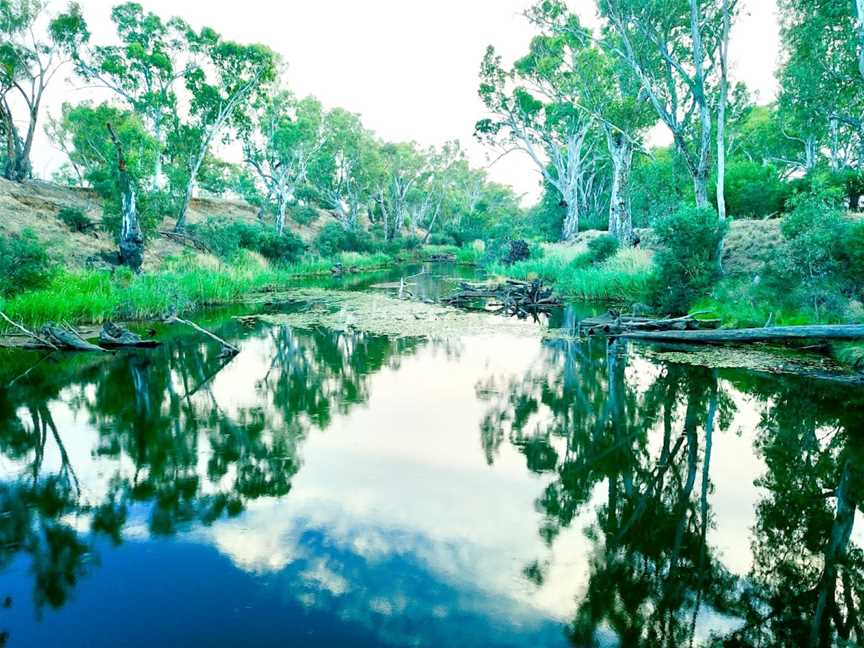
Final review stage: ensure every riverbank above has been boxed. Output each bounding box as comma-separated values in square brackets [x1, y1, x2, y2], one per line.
[0, 246, 479, 327]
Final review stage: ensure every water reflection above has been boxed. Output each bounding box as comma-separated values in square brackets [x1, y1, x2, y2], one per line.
[0, 314, 863, 646]
[479, 334, 864, 647]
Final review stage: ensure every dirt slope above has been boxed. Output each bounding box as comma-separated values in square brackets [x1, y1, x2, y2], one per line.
[0, 178, 337, 271]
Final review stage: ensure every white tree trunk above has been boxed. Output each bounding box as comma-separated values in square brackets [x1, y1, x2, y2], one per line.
[607, 133, 634, 245]
[561, 197, 580, 241]
[716, 0, 731, 220]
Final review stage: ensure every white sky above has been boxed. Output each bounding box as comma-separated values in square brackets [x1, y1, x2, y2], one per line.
[30, 0, 781, 202]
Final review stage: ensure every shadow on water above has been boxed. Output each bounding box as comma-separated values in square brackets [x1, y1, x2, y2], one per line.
[0, 285, 863, 646]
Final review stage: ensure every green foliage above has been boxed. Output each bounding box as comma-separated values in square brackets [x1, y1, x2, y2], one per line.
[190, 217, 305, 264]
[650, 206, 728, 314]
[57, 207, 92, 233]
[586, 234, 619, 264]
[0, 230, 54, 297]
[631, 148, 693, 227]
[313, 222, 377, 257]
[780, 192, 846, 276]
[291, 205, 320, 226]
[719, 160, 787, 218]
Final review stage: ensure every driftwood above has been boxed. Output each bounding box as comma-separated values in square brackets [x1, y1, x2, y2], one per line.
[446, 279, 561, 320]
[159, 230, 211, 254]
[99, 322, 160, 349]
[426, 253, 456, 263]
[39, 324, 105, 352]
[166, 316, 240, 356]
[581, 311, 722, 336]
[621, 324, 864, 346]
[0, 311, 58, 350]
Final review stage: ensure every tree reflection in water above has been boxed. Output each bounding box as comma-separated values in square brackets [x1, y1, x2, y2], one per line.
[479, 334, 864, 647]
[0, 321, 422, 636]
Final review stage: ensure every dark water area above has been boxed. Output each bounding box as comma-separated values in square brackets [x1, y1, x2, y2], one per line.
[1, 271, 864, 647]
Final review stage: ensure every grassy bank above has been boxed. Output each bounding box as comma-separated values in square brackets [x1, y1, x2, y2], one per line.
[0, 250, 397, 327]
[492, 242, 655, 302]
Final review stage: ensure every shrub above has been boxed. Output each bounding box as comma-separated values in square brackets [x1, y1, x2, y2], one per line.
[841, 221, 864, 294]
[291, 205, 320, 226]
[57, 207, 93, 233]
[314, 222, 377, 256]
[780, 191, 846, 280]
[586, 234, 620, 264]
[191, 217, 305, 264]
[650, 206, 727, 314]
[720, 160, 787, 218]
[0, 230, 54, 297]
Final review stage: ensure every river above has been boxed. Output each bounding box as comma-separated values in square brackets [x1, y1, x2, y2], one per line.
[0, 264, 862, 647]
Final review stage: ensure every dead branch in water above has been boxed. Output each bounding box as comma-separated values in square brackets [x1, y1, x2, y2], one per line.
[0, 312, 58, 350]
[166, 316, 240, 356]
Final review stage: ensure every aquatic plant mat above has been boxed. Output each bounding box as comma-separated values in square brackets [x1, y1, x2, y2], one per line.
[246, 290, 864, 384]
[243, 289, 542, 339]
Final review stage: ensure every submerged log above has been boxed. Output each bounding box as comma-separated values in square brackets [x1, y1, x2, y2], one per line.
[99, 322, 160, 348]
[621, 324, 864, 346]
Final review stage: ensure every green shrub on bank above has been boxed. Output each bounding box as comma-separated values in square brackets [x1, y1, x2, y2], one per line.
[314, 222, 378, 256]
[0, 230, 54, 297]
[291, 205, 320, 226]
[191, 217, 306, 264]
[650, 206, 727, 314]
[57, 207, 93, 233]
[586, 235, 619, 265]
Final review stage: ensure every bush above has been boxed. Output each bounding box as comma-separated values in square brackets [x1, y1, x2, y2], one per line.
[720, 160, 787, 218]
[191, 217, 305, 264]
[291, 205, 320, 226]
[650, 206, 727, 314]
[57, 207, 93, 233]
[780, 191, 846, 280]
[0, 230, 54, 297]
[314, 222, 378, 257]
[586, 234, 620, 264]
[841, 221, 864, 293]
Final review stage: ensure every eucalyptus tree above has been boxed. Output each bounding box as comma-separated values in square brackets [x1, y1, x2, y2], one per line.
[172, 33, 277, 231]
[0, 0, 86, 181]
[52, 101, 156, 268]
[405, 141, 464, 237]
[524, 0, 656, 243]
[308, 107, 378, 231]
[476, 34, 596, 240]
[63, 2, 193, 188]
[777, 0, 862, 172]
[373, 141, 430, 241]
[242, 91, 323, 234]
[598, 0, 736, 210]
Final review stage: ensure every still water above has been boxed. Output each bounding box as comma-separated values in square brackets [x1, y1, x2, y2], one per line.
[1, 272, 863, 647]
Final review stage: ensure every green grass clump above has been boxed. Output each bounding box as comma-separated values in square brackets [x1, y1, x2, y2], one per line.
[1, 250, 399, 327]
[494, 242, 654, 302]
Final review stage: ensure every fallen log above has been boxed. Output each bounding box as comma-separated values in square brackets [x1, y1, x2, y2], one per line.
[621, 324, 864, 345]
[99, 322, 160, 349]
[39, 324, 105, 352]
[581, 311, 721, 335]
[159, 230, 211, 254]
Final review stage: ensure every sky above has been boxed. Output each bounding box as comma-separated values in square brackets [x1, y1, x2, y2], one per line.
[29, 0, 781, 202]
